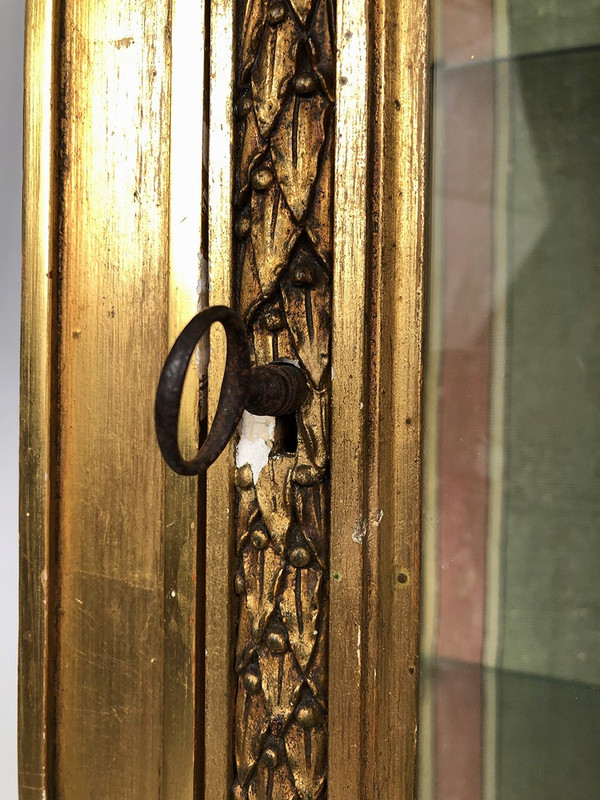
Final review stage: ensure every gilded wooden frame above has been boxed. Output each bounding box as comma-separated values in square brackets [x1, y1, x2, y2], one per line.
[19, 0, 429, 797]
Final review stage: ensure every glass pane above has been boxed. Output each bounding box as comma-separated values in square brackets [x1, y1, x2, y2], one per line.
[420, 2, 600, 798]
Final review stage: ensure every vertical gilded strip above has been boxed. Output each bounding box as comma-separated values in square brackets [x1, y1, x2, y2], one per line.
[163, 0, 207, 795]
[366, 0, 429, 798]
[19, 1, 57, 797]
[329, 0, 368, 795]
[22, 2, 207, 796]
[55, 2, 172, 796]
[205, 0, 236, 794]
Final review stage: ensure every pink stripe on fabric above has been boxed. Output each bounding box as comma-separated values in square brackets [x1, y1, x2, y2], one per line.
[435, 661, 484, 800]
[436, 64, 495, 664]
[443, 0, 494, 65]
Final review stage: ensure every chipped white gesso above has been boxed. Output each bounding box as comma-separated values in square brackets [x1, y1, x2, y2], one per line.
[235, 411, 277, 485]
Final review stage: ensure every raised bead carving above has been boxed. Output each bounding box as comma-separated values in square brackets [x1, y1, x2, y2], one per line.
[233, 0, 334, 796]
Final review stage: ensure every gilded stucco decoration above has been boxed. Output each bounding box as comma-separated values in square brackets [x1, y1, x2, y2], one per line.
[232, 0, 334, 797]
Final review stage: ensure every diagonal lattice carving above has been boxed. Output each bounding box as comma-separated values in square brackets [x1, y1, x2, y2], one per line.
[232, 0, 334, 797]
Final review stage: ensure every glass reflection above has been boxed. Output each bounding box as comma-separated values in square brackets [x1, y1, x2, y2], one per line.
[420, 2, 600, 798]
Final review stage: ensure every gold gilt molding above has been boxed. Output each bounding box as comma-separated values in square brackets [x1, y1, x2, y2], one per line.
[20, 0, 428, 795]
[231, 1, 334, 797]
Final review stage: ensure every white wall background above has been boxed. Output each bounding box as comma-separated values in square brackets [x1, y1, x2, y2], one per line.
[0, 0, 24, 796]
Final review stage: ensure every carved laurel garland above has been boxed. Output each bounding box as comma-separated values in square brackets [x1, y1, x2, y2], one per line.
[231, 0, 334, 797]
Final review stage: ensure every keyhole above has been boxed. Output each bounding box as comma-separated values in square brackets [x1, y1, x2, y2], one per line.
[275, 413, 298, 454]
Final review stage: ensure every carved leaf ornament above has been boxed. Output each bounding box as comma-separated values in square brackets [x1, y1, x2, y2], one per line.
[232, 0, 334, 797]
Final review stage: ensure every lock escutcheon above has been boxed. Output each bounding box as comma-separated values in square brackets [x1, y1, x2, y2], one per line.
[155, 305, 307, 476]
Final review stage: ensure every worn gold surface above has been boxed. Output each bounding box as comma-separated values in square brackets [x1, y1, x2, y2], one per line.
[328, 0, 369, 796]
[329, 0, 429, 796]
[21, 0, 428, 796]
[20, 0, 205, 797]
[230, 1, 333, 796]
[19, 1, 57, 797]
[164, 0, 206, 796]
[56, 1, 170, 796]
[364, 0, 429, 797]
[205, 0, 236, 795]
